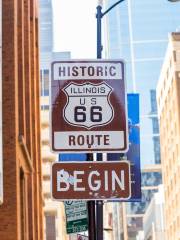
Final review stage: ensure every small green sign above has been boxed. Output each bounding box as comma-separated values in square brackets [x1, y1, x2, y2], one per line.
[64, 201, 88, 234]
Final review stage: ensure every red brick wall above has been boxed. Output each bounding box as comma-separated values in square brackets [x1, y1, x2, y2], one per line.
[0, 0, 43, 239]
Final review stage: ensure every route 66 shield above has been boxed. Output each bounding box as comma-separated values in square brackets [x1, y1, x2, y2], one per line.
[51, 60, 128, 153]
[62, 82, 114, 129]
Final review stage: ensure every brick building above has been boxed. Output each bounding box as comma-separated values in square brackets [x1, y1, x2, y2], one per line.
[0, 0, 43, 239]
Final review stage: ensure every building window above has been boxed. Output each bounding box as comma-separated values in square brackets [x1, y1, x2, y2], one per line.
[20, 169, 27, 240]
[166, 68, 169, 79]
[150, 89, 157, 113]
[173, 50, 176, 62]
[41, 105, 49, 110]
[153, 136, 161, 164]
[152, 117, 159, 134]
[108, 213, 113, 228]
[45, 214, 56, 240]
[40, 70, 43, 96]
[41, 69, 49, 96]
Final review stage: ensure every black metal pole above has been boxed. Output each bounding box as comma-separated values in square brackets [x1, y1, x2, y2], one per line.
[96, 4, 102, 58]
[95, 2, 126, 239]
[87, 200, 96, 240]
[96, 3, 103, 240]
[96, 200, 103, 240]
[87, 153, 96, 240]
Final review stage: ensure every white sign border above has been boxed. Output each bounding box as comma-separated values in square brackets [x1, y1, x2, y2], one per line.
[51, 160, 132, 201]
[50, 59, 129, 154]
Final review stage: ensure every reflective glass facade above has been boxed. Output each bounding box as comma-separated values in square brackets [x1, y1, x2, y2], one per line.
[39, 0, 53, 53]
[105, 0, 180, 167]
[104, 0, 180, 220]
[39, 0, 70, 98]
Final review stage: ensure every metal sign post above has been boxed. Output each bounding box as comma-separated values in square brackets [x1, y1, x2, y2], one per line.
[87, 153, 96, 240]
[96, 2, 126, 238]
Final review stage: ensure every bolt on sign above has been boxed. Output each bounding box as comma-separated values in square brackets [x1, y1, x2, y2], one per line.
[51, 161, 131, 200]
[64, 201, 88, 234]
[51, 60, 128, 153]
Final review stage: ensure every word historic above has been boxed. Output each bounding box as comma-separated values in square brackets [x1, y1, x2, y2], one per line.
[52, 62, 122, 80]
[58, 65, 117, 77]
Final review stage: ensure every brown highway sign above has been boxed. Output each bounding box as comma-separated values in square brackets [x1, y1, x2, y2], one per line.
[51, 161, 131, 200]
[51, 60, 128, 153]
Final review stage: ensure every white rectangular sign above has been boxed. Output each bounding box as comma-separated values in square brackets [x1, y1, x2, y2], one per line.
[52, 62, 122, 80]
[65, 201, 88, 222]
[64, 201, 88, 234]
[54, 131, 125, 150]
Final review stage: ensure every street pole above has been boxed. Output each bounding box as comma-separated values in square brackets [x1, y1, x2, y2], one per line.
[87, 153, 96, 240]
[96, 0, 125, 58]
[96, 1, 103, 58]
[87, 198, 96, 240]
[96, 1, 103, 239]
[95, 0, 126, 239]
[168, 0, 180, 2]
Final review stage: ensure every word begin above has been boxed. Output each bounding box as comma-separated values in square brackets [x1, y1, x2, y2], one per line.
[57, 170, 125, 192]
